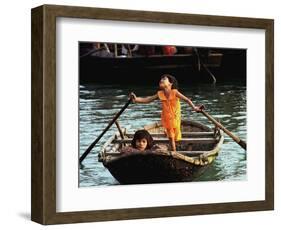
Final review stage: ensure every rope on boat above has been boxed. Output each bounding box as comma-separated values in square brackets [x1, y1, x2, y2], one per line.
[80, 47, 107, 58]
[194, 48, 217, 84]
[169, 151, 210, 166]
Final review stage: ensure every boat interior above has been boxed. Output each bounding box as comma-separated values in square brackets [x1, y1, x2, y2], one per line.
[101, 121, 223, 159]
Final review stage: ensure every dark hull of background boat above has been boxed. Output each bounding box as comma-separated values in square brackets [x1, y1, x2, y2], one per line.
[103, 153, 210, 184]
[79, 49, 246, 84]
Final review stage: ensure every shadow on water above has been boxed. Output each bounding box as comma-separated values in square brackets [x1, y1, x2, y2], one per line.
[79, 81, 247, 187]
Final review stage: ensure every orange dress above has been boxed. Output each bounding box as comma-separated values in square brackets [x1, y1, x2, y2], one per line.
[157, 89, 182, 141]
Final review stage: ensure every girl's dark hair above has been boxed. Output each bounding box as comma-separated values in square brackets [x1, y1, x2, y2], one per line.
[131, 130, 154, 150]
[160, 74, 179, 89]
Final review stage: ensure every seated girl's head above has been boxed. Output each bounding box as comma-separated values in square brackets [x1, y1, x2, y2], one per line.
[131, 130, 154, 151]
[159, 74, 178, 90]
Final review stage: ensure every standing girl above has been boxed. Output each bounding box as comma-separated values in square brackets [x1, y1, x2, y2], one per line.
[130, 74, 201, 151]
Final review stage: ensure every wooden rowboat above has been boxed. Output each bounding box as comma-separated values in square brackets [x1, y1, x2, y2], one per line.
[98, 120, 224, 184]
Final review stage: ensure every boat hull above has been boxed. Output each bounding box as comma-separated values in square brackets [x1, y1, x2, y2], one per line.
[104, 152, 209, 184]
[100, 120, 223, 185]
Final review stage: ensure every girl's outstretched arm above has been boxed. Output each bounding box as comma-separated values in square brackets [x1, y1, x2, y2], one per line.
[175, 90, 201, 112]
[130, 92, 158, 104]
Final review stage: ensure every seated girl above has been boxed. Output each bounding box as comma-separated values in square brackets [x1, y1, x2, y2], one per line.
[120, 130, 153, 153]
[120, 130, 168, 153]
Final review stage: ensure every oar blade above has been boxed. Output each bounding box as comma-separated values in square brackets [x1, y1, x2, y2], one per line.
[238, 139, 247, 150]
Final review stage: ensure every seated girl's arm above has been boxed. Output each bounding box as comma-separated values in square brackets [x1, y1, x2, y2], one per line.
[175, 90, 201, 112]
[130, 92, 158, 104]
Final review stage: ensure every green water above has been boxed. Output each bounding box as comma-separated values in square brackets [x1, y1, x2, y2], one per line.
[79, 82, 246, 187]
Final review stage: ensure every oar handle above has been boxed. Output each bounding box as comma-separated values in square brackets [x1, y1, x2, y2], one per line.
[200, 108, 247, 150]
[79, 98, 132, 164]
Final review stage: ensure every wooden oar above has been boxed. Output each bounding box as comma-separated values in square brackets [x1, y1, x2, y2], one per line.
[115, 120, 125, 139]
[79, 99, 132, 164]
[199, 107, 247, 150]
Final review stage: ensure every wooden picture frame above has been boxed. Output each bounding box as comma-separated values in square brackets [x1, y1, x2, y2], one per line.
[31, 4, 274, 225]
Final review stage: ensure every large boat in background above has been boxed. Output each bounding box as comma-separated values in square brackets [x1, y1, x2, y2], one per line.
[79, 43, 246, 84]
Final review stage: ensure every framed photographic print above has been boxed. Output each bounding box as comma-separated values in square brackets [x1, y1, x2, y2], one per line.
[31, 4, 274, 225]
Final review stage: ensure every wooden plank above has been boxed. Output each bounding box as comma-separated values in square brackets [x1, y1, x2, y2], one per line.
[126, 132, 214, 138]
[113, 138, 217, 144]
[105, 151, 207, 156]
